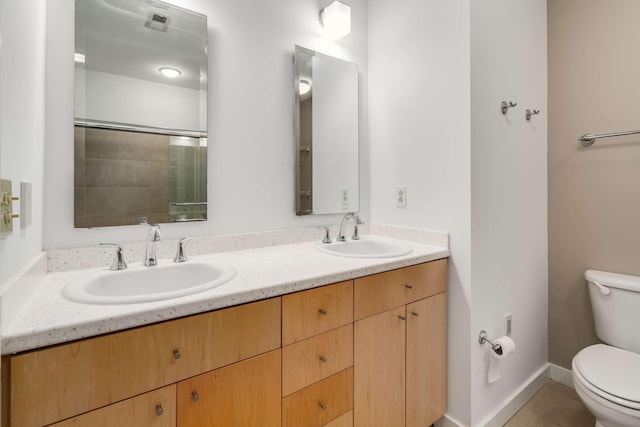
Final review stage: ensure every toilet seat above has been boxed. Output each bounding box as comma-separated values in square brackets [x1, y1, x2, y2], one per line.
[573, 344, 640, 410]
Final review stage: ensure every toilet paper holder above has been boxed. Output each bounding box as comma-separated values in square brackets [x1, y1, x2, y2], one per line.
[479, 330, 503, 356]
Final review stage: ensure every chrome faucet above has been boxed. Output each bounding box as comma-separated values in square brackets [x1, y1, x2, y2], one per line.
[143, 224, 162, 267]
[99, 243, 128, 271]
[337, 212, 363, 242]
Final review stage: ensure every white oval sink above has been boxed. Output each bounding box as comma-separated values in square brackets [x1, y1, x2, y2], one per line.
[62, 259, 236, 304]
[316, 237, 413, 258]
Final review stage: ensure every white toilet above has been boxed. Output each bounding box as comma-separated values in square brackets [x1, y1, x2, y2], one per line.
[572, 270, 640, 427]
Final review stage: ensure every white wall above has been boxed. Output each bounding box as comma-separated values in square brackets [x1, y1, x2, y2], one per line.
[0, 0, 46, 287]
[470, 1, 547, 424]
[75, 68, 205, 131]
[368, 0, 472, 424]
[44, 0, 369, 250]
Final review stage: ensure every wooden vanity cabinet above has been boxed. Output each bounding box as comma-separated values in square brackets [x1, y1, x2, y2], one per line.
[2, 259, 447, 427]
[354, 259, 447, 427]
[4, 298, 281, 427]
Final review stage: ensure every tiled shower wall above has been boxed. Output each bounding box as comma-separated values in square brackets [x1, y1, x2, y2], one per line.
[74, 127, 170, 227]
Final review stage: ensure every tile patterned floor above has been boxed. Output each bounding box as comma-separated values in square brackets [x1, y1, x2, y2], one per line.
[504, 380, 595, 427]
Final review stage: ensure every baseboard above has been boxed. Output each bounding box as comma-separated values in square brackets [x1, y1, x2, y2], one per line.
[435, 414, 466, 427]
[431, 363, 574, 427]
[478, 363, 551, 427]
[549, 362, 573, 388]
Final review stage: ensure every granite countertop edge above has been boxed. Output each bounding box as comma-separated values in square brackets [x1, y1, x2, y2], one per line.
[1, 238, 449, 355]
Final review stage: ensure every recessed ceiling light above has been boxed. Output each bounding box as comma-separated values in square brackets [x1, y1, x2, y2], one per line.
[159, 67, 181, 78]
[74, 53, 85, 64]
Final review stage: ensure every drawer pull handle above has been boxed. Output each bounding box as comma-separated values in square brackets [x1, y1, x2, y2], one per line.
[319, 401, 328, 411]
[319, 355, 328, 363]
[155, 404, 164, 416]
[411, 311, 419, 317]
[398, 315, 407, 321]
[319, 308, 328, 316]
[173, 349, 181, 360]
[405, 284, 413, 289]
[192, 391, 200, 402]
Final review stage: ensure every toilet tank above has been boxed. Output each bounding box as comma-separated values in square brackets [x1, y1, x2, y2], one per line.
[585, 270, 640, 354]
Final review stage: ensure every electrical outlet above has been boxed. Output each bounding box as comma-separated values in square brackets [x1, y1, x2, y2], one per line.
[396, 186, 407, 207]
[342, 187, 350, 210]
[505, 313, 512, 336]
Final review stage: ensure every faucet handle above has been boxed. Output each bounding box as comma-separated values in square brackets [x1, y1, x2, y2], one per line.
[99, 243, 128, 271]
[318, 226, 332, 244]
[173, 237, 193, 263]
[352, 215, 364, 240]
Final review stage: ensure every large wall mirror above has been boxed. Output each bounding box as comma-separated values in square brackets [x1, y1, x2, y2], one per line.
[294, 45, 359, 215]
[74, 0, 208, 227]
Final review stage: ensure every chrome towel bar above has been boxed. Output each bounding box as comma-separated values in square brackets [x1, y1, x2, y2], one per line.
[578, 129, 640, 147]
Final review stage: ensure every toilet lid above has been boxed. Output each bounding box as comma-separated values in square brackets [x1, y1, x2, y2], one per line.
[574, 344, 640, 405]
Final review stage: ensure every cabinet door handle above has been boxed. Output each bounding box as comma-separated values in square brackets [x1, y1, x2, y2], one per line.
[173, 349, 181, 360]
[398, 315, 407, 321]
[319, 355, 328, 363]
[155, 404, 164, 416]
[318, 401, 328, 411]
[411, 311, 419, 317]
[192, 391, 200, 402]
[405, 283, 413, 289]
[319, 308, 328, 316]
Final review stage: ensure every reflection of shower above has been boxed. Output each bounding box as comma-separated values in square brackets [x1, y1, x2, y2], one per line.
[169, 136, 208, 222]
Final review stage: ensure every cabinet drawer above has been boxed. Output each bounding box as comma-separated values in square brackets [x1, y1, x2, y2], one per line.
[282, 367, 354, 427]
[282, 324, 353, 396]
[282, 281, 353, 345]
[354, 260, 447, 320]
[9, 298, 281, 427]
[50, 385, 176, 427]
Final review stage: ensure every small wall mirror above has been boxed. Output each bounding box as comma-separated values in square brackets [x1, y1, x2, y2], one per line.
[294, 46, 359, 215]
[74, 0, 207, 227]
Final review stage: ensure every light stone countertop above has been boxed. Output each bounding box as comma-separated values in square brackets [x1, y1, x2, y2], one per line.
[1, 237, 449, 355]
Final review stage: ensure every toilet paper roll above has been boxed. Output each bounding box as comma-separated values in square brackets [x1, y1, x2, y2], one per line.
[487, 336, 516, 384]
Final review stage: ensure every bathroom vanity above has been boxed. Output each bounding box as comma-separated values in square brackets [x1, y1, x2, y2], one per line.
[1, 256, 447, 427]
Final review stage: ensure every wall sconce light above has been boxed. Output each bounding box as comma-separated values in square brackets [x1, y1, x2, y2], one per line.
[299, 79, 311, 96]
[320, 1, 351, 40]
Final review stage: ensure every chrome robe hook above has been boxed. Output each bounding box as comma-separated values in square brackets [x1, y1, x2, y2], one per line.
[501, 101, 517, 114]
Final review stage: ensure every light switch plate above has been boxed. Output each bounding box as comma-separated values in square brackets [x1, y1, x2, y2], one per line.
[1, 179, 13, 239]
[20, 182, 32, 228]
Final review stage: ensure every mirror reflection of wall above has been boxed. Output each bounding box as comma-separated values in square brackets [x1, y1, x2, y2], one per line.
[294, 46, 359, 216]
[74, 0, 208, 228]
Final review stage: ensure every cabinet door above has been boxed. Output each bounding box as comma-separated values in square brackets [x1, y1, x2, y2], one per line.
[177, 349, 281, 427]
[50, 385, 176, 427]
[406, 293, 447, 427]
[354, 306, 406, 427]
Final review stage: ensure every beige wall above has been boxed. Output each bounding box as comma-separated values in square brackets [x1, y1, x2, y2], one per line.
[548, 0, 640, 368]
